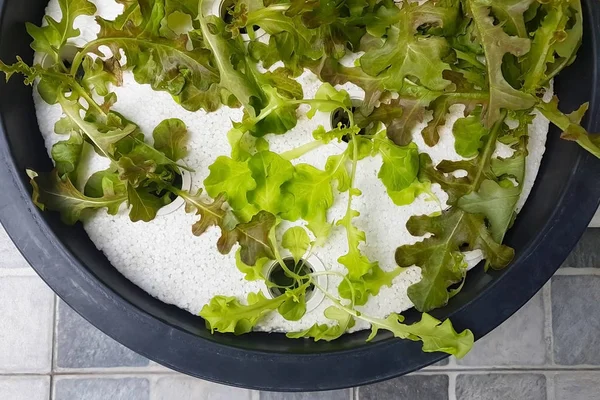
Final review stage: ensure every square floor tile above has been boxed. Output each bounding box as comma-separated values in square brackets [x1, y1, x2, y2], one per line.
[552, 276, 600, 365]
[56, 301, 149, 369]
[359, 374, 448, 400]
[54, 377, 149, 400]
[458, 292, 547, 366]
[555, 373, 600, 400]
[561, 229, 600, 268]
[152, 376, 253, 400]
[0, 225, 30, 269]
[0, 276, 53, 373]
[456, 374, 546, 400]
[260, 389, 349, 400]
[0, 376, 49, 400]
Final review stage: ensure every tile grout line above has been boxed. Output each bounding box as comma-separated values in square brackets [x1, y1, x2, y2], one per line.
[543, 283, 555, 366]
[448, 372, 457, 400]
[52, 295, 59, 375]
[546, 371, 556, 400]
[403, 367, 600, 373]
[49, 295, 58, 400]
[554, 267, 600, 275]
[2, 365, 600, 378]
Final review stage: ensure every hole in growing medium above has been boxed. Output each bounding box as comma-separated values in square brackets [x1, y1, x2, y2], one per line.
[331, 106, 366, 143]
[219, 0, 259, 35]
[267, 257, 315, 299]
[155, 167, 184, 204]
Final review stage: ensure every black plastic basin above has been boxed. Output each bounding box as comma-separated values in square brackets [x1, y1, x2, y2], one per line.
[1, 0, 600, 392]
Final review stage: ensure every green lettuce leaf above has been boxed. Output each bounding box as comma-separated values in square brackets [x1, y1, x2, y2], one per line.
[376, 138, 419, 194]
[453, 107, 488, 158]
[204, 156, 257, 212]
[235, 249, 268, 281]
[126, 183, 164, 222]
[397, 207, 514, 312]
[51, 132, 84, 181]
[360, 2, 452, 93]
[247, 151, 295, 215]
[200, 284, 309, 334]
[28, 169, 126, 224]
[466, 0, 536, 127]
[366, 312, 473, 358]
[26, 0, 97, 66]
[281, 226, 310, 264]
[458, 141, 526, 243]
[286, 306, 355, 341]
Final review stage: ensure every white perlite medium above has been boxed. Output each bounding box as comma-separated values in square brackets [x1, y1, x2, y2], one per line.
[33, 0, 552, 332]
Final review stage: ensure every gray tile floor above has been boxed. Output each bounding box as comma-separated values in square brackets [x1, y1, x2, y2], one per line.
[1, 225, 600, 400]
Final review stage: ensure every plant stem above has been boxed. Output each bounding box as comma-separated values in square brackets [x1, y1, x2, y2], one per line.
[280, 140, 324, 160]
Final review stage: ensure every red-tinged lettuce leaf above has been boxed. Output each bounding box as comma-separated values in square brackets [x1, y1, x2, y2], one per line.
[179, 190, 276, 265]
[537, 96, 600, 158]
[396, 207, 514, 312]
[309, 57, 384, 115]
[217, 210, 277, 263]
[420, 70, 488, 146]
[28, 169, 126, 225]
[151, 118, 188, 161]
[418, 154, 474, 205]
[466, 0, 536, 127]
[117, 155, 155, 188]
[76, 0, 223, 112]
[261, 68, 303, 100]
[81, 56, 122, 98]
[358, 83, 439, 146]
